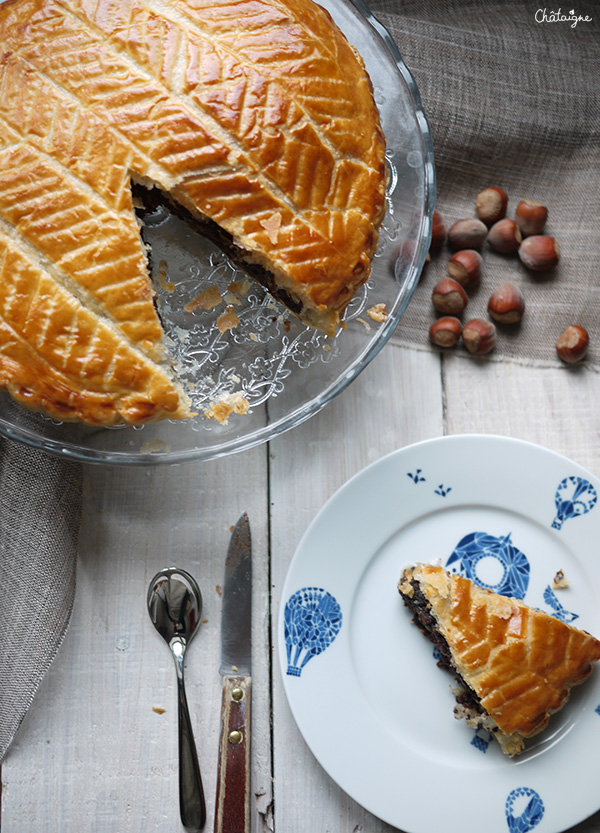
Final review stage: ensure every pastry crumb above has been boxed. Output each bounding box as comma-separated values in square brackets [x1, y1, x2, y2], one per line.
[553, 569, 570, 589]
[216, 306, 240, 333]
[228, 278, 252, 297]
[156, 260, 175, 292]
[259, 211, 282, 244]
[367, 302, 388, 322]
[356, 317, 371, 331]
[204, 391, 250, 424]
[224, 289, 243, 306]
[140, 439, 170, 453]
[225, 279, 252, 306]
[152, 707, 166, 714]
[184, 284, 222, 312]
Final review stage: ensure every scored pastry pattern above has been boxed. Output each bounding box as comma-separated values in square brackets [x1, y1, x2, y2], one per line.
[0, 0, 388, 423]
[405, 466, 600, 765]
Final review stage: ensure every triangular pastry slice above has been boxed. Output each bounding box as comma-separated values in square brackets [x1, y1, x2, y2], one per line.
[399, 563, 600, 756]
[0, 0, 386, 425]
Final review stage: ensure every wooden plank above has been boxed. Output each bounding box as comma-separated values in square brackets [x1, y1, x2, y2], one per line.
[269, 344, 444, 832]
[1, 444, 271, 833]
[444, 357, 600, 474]
[9, 344, 600, 833]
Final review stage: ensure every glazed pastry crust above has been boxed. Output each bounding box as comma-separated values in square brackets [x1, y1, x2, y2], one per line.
[0, 0, 386, 424]
[400, 563, 600, 747]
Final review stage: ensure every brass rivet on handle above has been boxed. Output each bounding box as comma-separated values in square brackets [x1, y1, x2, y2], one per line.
[229, 730, 243, 744]
[231, 687, 244, 701]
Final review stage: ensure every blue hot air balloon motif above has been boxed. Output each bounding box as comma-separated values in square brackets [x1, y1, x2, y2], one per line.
[284, 587, 342, 677]
[505, 787, 545, 833]
[552, 476, 597, 530]
[446, 531, 530, 599]
[543, 585, 578, 623]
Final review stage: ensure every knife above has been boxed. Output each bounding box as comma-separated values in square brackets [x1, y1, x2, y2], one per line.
[214, 513, 252, 833]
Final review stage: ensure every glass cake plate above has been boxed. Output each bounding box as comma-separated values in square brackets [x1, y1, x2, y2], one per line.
[0, 0, 435, 465]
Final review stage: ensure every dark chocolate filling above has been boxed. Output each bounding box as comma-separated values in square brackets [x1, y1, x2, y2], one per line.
[131, 182, 305, 316]
[400, 578, 484, 716]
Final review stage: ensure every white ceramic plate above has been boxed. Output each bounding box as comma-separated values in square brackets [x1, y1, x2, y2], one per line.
[278, 435, 600, 833]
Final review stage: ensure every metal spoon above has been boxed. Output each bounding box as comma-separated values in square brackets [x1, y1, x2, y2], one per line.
[147, 567, 206, 832]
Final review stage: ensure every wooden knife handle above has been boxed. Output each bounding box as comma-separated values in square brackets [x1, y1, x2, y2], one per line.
[213, 675, 251, 833]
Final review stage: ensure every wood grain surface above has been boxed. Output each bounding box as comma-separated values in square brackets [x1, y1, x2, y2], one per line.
[2, 342, 600, 832]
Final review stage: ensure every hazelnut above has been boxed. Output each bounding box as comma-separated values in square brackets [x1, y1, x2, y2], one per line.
[475, 187, 508, 225]
[447, 218, 488, 251]
[462, 318, 496, 355]
[430, 209, 446, 250]
[518, 235, 560, 271]
[515, 200, 548, 237]
[556, 325, 589, 363]
[432, 277, 468, 315]
[488, 283, 525, 324]
[447, 249, 482, 288]
[487, 218, 522, 253]
[429, 316, 462, 348]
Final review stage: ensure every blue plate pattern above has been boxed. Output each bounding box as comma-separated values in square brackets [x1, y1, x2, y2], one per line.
[446, 531, 530, 598]
[432, 469, 599, 763]
[505, 788, 544, 833]
[284, 587, 342, 677]
[552, 476, 597, 530]
[280, 437, 600, 833]
[542, 585, 578, 623]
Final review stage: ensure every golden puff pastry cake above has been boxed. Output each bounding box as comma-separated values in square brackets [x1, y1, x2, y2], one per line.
[0, 0, 386, 425]
[399, 563, 600, 756]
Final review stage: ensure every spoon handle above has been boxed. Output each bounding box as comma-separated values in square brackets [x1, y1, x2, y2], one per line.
[177, 671, 206, 831]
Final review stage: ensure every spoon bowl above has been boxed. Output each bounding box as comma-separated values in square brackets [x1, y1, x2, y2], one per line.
[148, 567, 202, 646]
[148, 567, 206, 831]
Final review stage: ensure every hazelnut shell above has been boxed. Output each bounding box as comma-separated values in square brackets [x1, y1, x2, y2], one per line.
[447, 218, 488, 251]
[475, 187, 508, 226]
[430, 209, 446, 250]
[447, 250, 482, 288]
[488, 283, 525, 324]
[515, 200, 548, 237]
[487, 218, 522, 254]
[556, 325, 589, 363]
[432, 277, 468, 315]
[463, 318, 496, 355]
[518, 235, 560, 271]
[429, 316, 462, 348]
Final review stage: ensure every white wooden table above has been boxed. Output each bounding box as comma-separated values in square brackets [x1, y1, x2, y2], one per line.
[2, 339, 600, 833]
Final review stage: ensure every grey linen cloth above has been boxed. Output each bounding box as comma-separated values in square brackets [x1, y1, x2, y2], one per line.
[0, 435, 82, 761]
[372, 0, 599, 367]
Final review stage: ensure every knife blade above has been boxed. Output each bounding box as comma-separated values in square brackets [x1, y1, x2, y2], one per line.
[214, 513, 252, 833]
